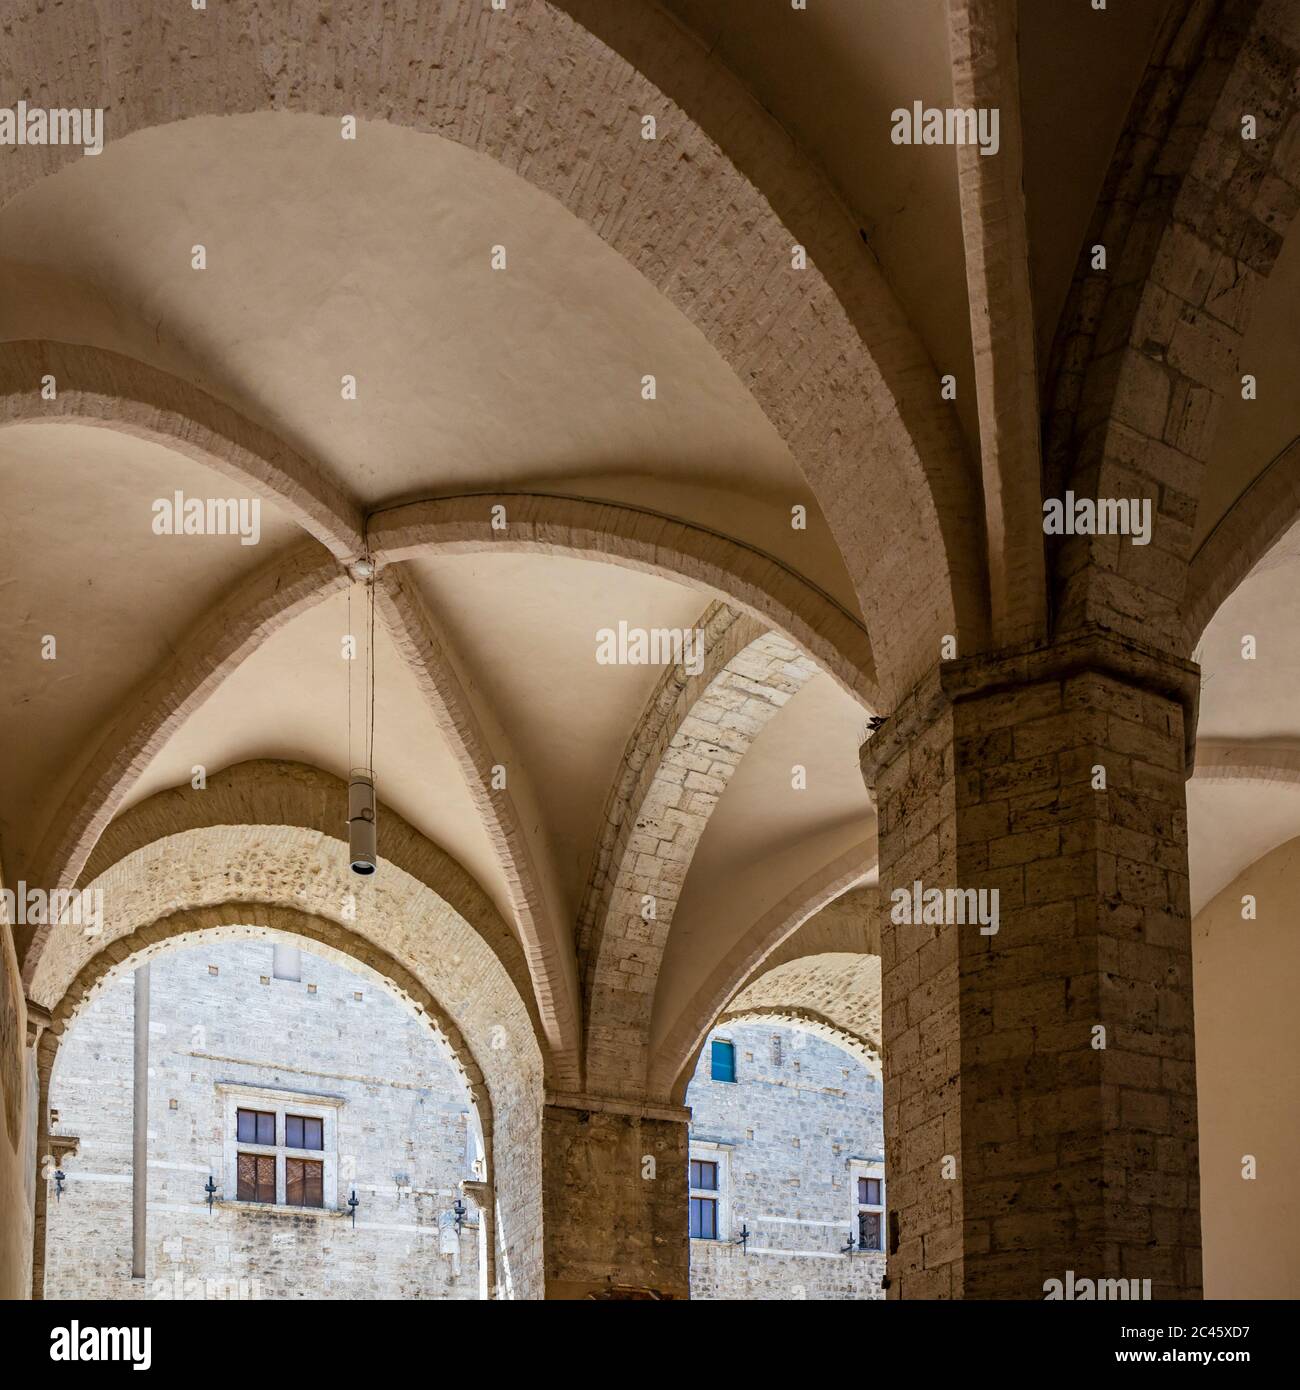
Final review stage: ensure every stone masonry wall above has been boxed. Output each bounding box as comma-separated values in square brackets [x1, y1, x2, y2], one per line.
[686, 1021, 885, 1300]
[45, 939, 480, 1299]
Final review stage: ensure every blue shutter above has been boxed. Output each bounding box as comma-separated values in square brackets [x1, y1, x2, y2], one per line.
[710, 1039, 736, 1082]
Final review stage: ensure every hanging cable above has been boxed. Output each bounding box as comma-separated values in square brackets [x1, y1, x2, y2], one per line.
[346, 573, 378, 876]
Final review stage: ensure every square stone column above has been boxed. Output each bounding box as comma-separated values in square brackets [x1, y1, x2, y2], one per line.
[861, 627, 1202, 1299]
[541, 1093, 688, 1299]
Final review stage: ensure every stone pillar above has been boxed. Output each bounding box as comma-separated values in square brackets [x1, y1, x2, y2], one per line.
[541, 1093, 688, 1299]
[132, 963, 150, 1281]
[28, 1007, 53, 1300]
[461, 1177, 496, 1300]
[861, 627, 1202, 1300]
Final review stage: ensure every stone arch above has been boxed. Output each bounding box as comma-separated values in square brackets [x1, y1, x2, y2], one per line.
[575, 601, 747, 977]
[707, 1006, 879, 1076]
[34, 910, 498, 1301]
[69, 761, 544, 1051]
[650, 847, 873, 1102]
[671, 950, 880, 1107]
[0, 0, 981, 698]
[1042, 0, 1300, 650]
[30, 822, 548, 1299]
[0, 340, 364, 564]
[584, 628, 820, 1098]
[1193, 738, 1300, 786]
[1181, 436, 1300, 651]
[369, 494, 878, 706]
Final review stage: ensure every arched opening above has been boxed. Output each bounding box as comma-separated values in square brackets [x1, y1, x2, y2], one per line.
[24, 819, 549, 1301]
[43, 929, 491, 1300]
[684, 1016, 884, 1301]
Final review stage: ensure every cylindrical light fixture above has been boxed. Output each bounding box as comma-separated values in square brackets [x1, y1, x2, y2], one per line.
[348, 768, 377, 875]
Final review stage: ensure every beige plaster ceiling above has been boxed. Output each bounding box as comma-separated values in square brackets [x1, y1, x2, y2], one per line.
[0, 112, 860, 615]
[662, 0, 974, 448]
[405, 551, 710, 915]
[662, 0, 1169, 444]
[0, 423, 302, 872]
[1196, 532, 1300, 745]
[1190, 519, 1300, 915]
[0, 106, 881, 1011]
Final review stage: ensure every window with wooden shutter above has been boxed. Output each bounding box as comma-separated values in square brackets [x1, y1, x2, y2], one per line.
[237, 1152, 276, 1203]
[852, 1166, 885, 1251]
[285, 1157, 324, 1208]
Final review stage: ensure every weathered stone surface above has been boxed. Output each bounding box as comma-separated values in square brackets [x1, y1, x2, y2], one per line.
[45, 940, 481, 1300]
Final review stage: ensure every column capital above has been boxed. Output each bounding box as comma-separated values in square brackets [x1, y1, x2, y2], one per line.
[861, 623, 1201, 784]
[24, 996, 52, 1047]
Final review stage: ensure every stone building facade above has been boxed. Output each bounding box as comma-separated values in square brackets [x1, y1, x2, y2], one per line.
[45, 938, 481, 1300]
[686, 1021, 885, 1300]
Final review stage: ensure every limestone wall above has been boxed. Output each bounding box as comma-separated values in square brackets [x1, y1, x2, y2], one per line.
[686, 1020, 885, 1300]
[45, 939, 480, 1300]
[1194, 834, 1300, 1299]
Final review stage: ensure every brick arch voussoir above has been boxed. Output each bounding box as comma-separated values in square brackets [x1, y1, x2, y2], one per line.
[63, 759, 546, 1059]
[711, 1006, 879, 1075]
[575, 602, 756, 986]
[671, 951, 882, 1104]
[40, 905, 494, 1135]
[31, 822, 541, 1070]
[0, 0, 976, 699]
[550, 0, 985, 682]
[584, 628, 821, 1100]
[1193, 737, 1300, 785]
[1043, 0, 1300, 650]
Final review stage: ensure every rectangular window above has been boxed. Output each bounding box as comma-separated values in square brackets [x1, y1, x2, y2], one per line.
[858, 1209, 883, 1252]
[236, 1108, 275, 1146]
[689, 1159, 718, 1191]
[689, 1196, 718, 1240]
[858, 1176, 881, 1206]
[710, 1039, 736, 1083]
[285, 1157, 324, 1208]
[852, 1165, 885, 1252]
[237, 1152, 276, 1204]
[285, 1115, 324, 1151]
